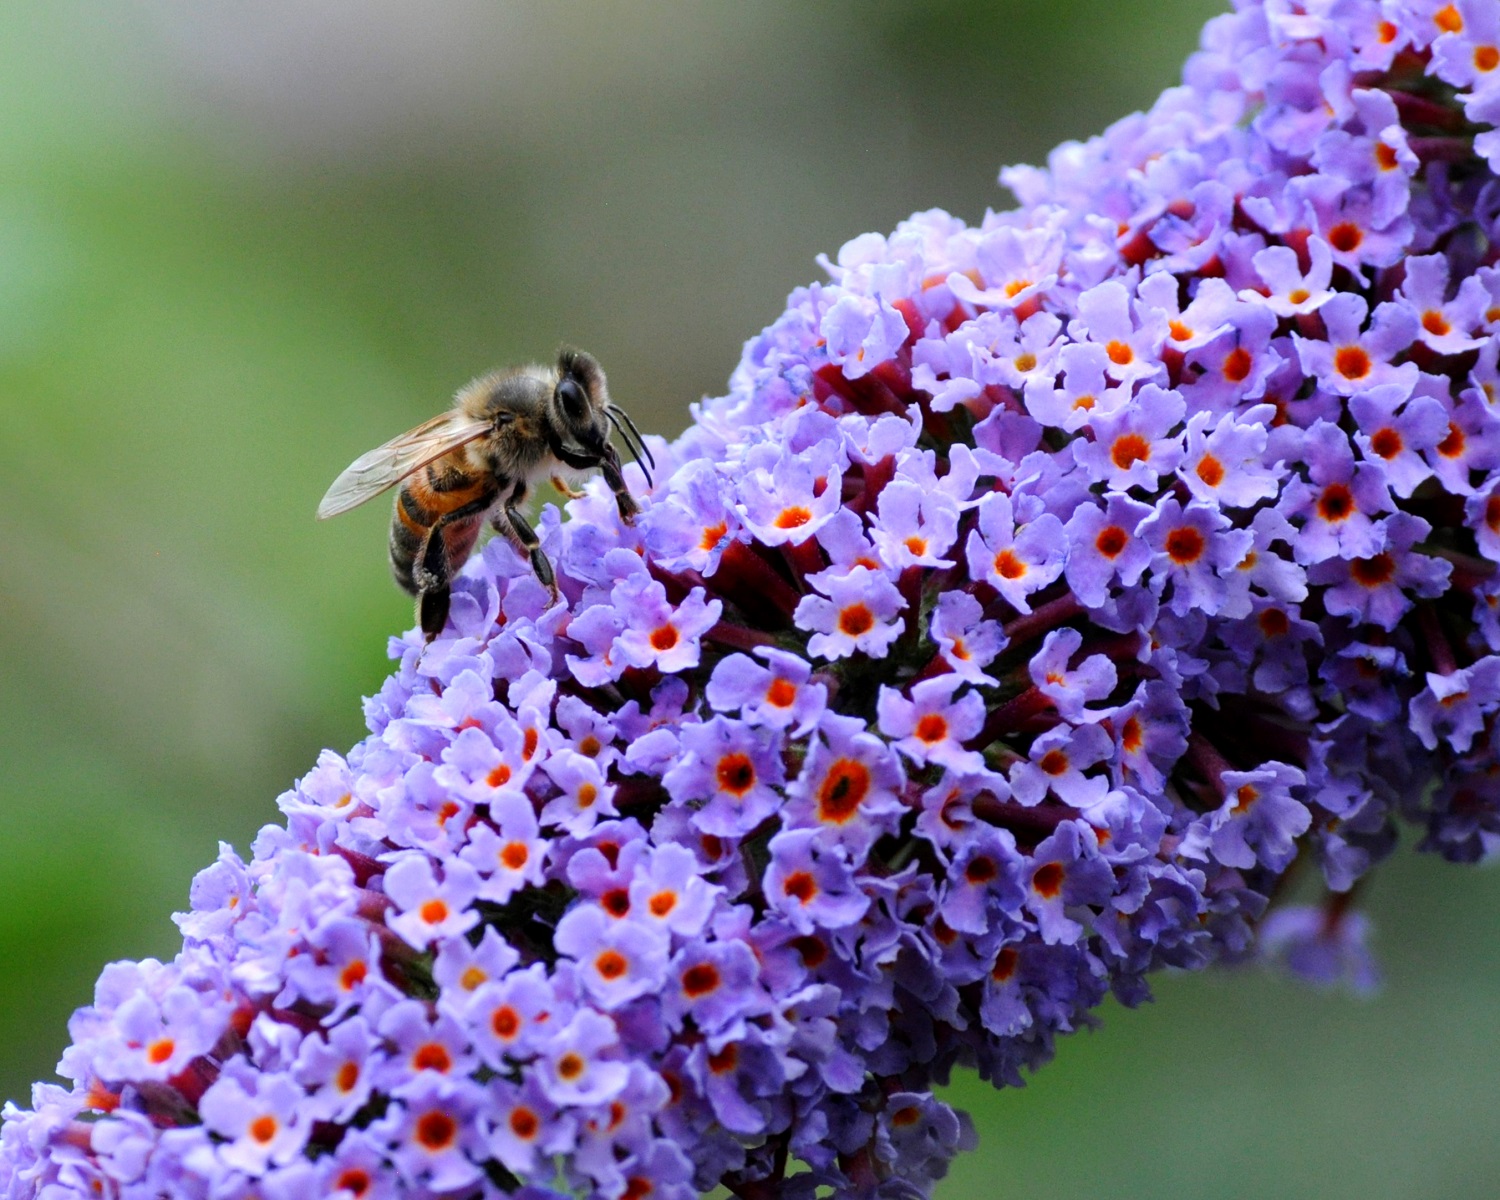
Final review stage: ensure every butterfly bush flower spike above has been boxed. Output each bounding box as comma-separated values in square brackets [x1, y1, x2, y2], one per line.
[8, 2, 1500, 1197]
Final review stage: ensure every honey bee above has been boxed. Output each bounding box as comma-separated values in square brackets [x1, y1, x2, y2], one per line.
[318, 347, 653, 641]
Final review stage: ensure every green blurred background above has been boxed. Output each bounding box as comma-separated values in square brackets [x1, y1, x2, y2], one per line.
[0, 2, 1496, 1195]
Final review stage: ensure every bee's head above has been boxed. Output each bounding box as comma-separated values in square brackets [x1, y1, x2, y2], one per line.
[553, 346, 609, 450]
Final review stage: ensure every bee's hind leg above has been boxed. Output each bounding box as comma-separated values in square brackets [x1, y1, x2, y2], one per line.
[412, 490, 497, 642]
[417, 587, 451, 643]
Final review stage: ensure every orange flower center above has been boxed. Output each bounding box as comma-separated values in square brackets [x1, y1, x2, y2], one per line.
[1221, 346, 1252, 383]
[818, 758, 871, 822]
[1111, 433, 1151, 470]
[1318, 483, 1353, 522]
[416, 1111, 457, 1150]
[717, 753, 756, 796]
[1095, 525, 1128, 558]
[1032, 863, 1064, 898]
[914, 714, 948, 743]
[682, 963, 722, 997]
[1333, 345, 1371, 380]
[839, 604, 874, 636]
[1165, 526, 1205, 564]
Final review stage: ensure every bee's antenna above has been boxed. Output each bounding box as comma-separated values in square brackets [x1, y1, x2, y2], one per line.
[606, 406, 655, 486]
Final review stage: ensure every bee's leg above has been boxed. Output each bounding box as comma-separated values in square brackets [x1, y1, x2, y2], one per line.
[504, 482, 559, 602]
[549, 437, 638, 524]
[550, 473, 586, 499]
[418, 586, 451, 642]
[413, 528, 454, 642]
[413, 491, 499, 642]
[598, 444, 640, 525]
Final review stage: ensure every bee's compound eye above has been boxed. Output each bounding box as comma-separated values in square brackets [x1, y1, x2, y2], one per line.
[556, 377, 590, 424]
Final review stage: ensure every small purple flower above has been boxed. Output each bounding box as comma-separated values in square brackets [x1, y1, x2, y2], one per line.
[821, 292, 911, 380]
[384, 856, 481, 948]
[705, 647, 827, 735]
[763, 828, 870, 933]
[293, 1016, 381, 1124]
[1293, 292, 1419, 397]
[928, 591, 1008, 685]
[1070, 279, 1168, 388]
[662, 939, 765, 1035]
[1278, 420, 1393, 564]
[1182, 761, 1311, 872]
[877, 676, 987, 774]
[197, 1071, 310, 1176]
[946, 223, 1063, 311]
[1028, 628, 1119, 722]
[1258, 904, 1380, 994]
[870, 480, 962, 570]
[794, 566, 906, 660]
[1009, 723, 1114, 808]
[938, 827, 1025, 936]
[737, 442, 846, 546]
[785, 711, 907, 854]
[1308, 512, 1451, 630]
[1024, 823, 1117, 945]
[554, 904, 672, 1010]
[1177, 405, 1279, 508]
[1071, 383, 1185, 492]
[370, 1076, 487, 1193]
[611, 576, 723, 675]
[663, 716, 787, 837]
[965, 490, 1067, 613]
[1023, 342, 1132, 431]
[1410, 656, 1500, 753]
[1063, 491, 1154, 609]
[1397, 252, 1489, 354]
[1240, 235, 1336, 317]
[1349, 385, 1448, 498]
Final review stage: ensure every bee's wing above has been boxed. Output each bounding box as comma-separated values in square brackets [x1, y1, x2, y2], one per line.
[317, 411, 494, 519]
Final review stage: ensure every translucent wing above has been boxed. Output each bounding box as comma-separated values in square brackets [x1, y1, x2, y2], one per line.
[317, 410, 493, 519]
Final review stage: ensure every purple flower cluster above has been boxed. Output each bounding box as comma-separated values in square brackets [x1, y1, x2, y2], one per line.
[8, 1, 1500, 1196]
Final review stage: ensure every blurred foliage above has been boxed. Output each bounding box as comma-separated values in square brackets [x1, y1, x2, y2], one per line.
[0, 1, 1495, 1195]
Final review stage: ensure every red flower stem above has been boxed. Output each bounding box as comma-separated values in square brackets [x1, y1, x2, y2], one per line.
[971, 685, 1054, 749]
[703, 620, 779, 653]
[1002, 591, 1084, 646]
[1417, 603, 1458, 675]
[1387, 89, 1467, 131]
[715, 540, 801, 623]
[329, 842, 384, 887]
[973, 793, 1080, 839]
[850, 454, 897, 516]
[1409, 135, 1477, 163]
[355, 887, 393, 921]
[782, 535, 825, 585]
[1185, 732, 1234, 792]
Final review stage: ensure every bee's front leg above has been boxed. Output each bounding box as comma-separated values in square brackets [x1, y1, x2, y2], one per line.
[599, 444, 640, 525]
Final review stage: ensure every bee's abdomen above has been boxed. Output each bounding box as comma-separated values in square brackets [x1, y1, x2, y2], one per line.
[389, 486, 429, 595]
[388, 469, 499, 596]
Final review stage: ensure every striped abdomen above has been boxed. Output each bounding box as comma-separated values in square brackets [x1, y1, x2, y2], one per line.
[389, 458, 500, 595]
